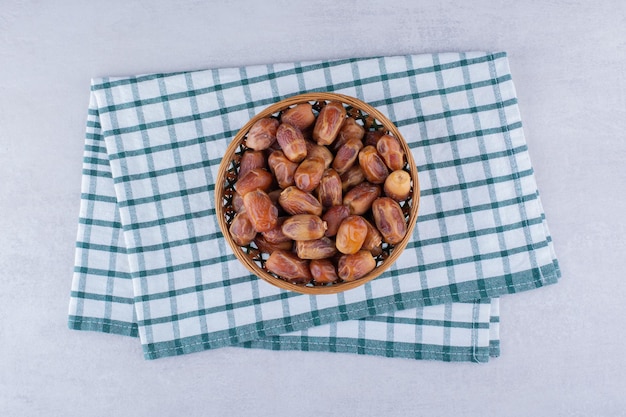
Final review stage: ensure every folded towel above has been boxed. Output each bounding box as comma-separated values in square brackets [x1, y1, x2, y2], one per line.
[68, 51, 559, 362]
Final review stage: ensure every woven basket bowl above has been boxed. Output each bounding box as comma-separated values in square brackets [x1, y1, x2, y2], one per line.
[215, 92, 420, 294]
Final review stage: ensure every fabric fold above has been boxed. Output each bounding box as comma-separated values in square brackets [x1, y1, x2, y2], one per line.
[69, 51, 559, 361]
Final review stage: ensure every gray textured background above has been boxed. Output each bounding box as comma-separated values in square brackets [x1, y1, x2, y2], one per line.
[1, 1, 625, 416]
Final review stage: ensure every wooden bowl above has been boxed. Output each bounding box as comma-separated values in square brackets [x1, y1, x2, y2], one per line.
[215, 92, 420, 294]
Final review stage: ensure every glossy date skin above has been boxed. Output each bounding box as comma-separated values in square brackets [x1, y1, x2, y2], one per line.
[337, 250, 376, 281]
[372, 197, 407, 245]
[266, 250, 312, 283]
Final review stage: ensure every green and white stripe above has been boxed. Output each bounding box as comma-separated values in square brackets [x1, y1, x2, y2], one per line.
[68, 52, 559, 361]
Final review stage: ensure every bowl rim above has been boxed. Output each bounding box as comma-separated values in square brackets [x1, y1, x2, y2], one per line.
[215, 92, 420, 294]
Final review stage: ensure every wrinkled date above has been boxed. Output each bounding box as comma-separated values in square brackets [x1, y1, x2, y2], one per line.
[338, 250, 377, 281]
[309, 259, 339, 284]
[239, 150, 267, 178]
[376, 134, 405, 171]
[276, 123, 308, 163]
[281, 214, 327, 241]
[246, 118, 279, 151]
[261, 217, 291, 244]
[268, 150, 299, 189]
[317, 168, 342, 207]
[372, 197, 407, 245]
[229, 212, 256, 246]
[305, 141, 333, 169]
[343, 182, 381, 215]
[278, 186, 323, 216]
[294, 157, 325, 192]
[234, 168, 273, 196]
[313, 101, 347, 146]
[281, 103, 316, 131]
[322, 205, 350, 237]
[362, 218, 383, 255]
[295, 237, 338, 260]
[243, 189, 278, 233]
[358, 145, 389, 184]
[332, 138, 363, 175]
[254, 235, 293, 253]
[266, 250, 312, 283]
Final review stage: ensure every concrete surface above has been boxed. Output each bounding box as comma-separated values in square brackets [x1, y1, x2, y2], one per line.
[1, 1, 625, 416]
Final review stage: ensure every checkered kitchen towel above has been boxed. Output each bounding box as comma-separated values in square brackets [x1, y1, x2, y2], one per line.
[68, 51, 559, 362]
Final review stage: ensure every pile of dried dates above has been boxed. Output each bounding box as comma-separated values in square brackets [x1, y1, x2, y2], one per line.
[228, 100, 412, 285]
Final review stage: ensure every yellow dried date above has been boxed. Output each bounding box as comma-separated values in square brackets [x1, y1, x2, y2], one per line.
[313, 101, 347, 146]
[372, 197, 407, 245]
[384, 170, 411, 201]
[335, 215, 368, 254]
[281, 214, 327, 241]
[266, 250, 312, 284]
[338, 250, 376, 281]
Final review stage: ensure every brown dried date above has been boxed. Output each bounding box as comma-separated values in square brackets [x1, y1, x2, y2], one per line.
[337, 250, 376, 281]
[363, 130, 385, 147]
[309, 259, 339, 284]
[317, 168, 342, 207]
[246, 118, 279, 151]
[384, 170, 411, 201]
[276, 123, 307, 163]
[372, 197, 407, 245]
[268, 150, 298, 189]
[313, 101, 347, 146]
[322, 205, 350, 237]
[376, 134, 405, 171]
[340, 165, 366, 192]
[281, 214, 327, 241]
[294, 157, 325, 192]
[242, 189, 278, 233]
[266, 250, 312, 283]
[358, 145, 388, 184]
[229, 212, 256, 246]
[232, 191, 244, 212]
[261, 217, 291, 244]
[305, 141, 333, 169]
[332, 138, 363, 175]
[362, 218, 383, 255]
[335, 215, 368, 254]
[343, 182, 381, 215]
[333, 117, 365, 151]
[281, 103, 316, 131]
[238, 150, 266, 178]
[253, 235, 293, 253]
[234, 168, 273, 196]
[295, 237, 337, 260]
[278, 186, 323, 216]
